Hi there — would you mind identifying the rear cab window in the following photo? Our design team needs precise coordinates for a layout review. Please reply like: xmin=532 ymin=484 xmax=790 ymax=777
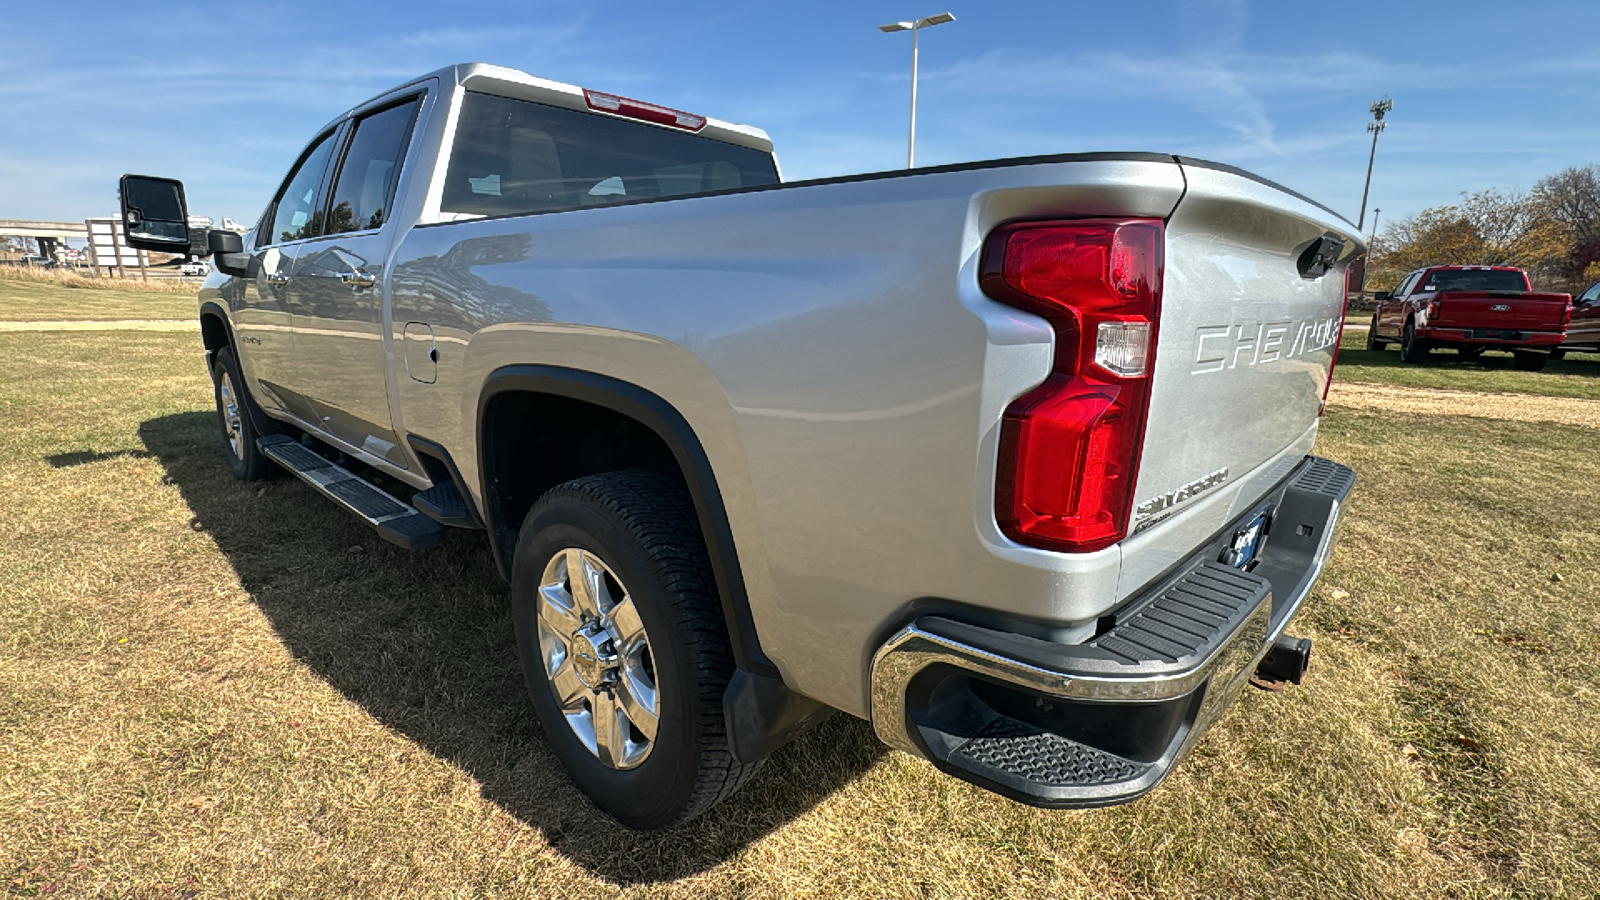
xmin=1420 ymin=269 xmax=1529 ymax=293
xmin=325 ymin=97 xmax=423 ymax=235
xmin=440 ymin=91 xmax=779 ymax=218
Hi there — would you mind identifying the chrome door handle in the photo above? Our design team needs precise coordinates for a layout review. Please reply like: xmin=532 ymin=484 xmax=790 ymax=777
xmin=339 ymin=271 xmax=376 ymax=289
xmin=264 ymin=271 xmax=290 ymax=286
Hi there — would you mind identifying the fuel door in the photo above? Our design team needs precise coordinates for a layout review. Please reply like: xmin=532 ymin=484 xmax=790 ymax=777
xmin=402 ymin=321 xmax=437 ymax=384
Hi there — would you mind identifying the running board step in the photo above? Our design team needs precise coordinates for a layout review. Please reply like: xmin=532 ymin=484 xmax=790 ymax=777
xmin=412 ymin=482 xmax=480 ymax=529
xmin=257 ymin=435 xmax=445 ymax=551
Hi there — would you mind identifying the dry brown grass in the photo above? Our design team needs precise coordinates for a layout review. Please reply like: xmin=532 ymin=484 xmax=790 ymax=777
xmin=0 ymin=264 xmax=200 ymax=294
xmin=0 ymin=271 xmax=198 ymax=323
xmin=1 ymin=302 xmax=1596 ymax=896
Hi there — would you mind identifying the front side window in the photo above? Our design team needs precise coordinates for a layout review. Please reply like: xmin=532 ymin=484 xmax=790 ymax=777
xmin=441 ymin=91 xmax=779 ymax=218
xmin=1580 ymin=282 xmax=1600 ymax=304
xmin=326 ymin=98 xmax=422 ymax=235
xmin=269 ymin=132 xmax=337 ymax=245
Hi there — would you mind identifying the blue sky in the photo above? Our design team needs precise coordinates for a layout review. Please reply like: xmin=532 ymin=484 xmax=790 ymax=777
xmin=3 ymin=0 xmax=1596 ymax=235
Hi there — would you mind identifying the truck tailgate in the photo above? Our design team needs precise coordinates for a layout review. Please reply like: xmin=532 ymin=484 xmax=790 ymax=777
xmin=1428 ymin=291 xmax=1571 ymax=331
xmin=1118 ymin=161 xmax=1360 ymax=592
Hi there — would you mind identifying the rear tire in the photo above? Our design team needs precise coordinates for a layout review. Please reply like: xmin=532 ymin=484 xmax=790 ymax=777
xmin=1550 ymin=348 xmax=1567 ymax=361
xmin=1400 ymin=319 xmax=1430 ymax=364
xmin=1513 ymin=350 xmax=1549 ymax=372
xmin=511 ymin=470 xmax=762 ymax=830
xmin=211 ymin=345 xmax=274 ymax=481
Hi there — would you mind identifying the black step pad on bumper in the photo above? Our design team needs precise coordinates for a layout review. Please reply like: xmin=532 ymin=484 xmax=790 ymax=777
xmin=901 ymin=562 xmax=1272 ymax=806
xmin=870 ymin=455 xmax=1356 ymax=808
xmin=951 ymin=718 xmax=1152 ymax=788
xmin=258 ymin=435 xmax=445 ymax=551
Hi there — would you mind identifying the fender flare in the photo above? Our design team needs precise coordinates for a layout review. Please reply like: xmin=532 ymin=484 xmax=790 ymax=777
xmin=477 ymin=364 xmax=777 ymax=677
xmin=199 ymin=302 xmax=281 ymax=439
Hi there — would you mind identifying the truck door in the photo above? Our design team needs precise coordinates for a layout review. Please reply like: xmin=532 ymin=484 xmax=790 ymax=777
xmin=231 ymin=129 xmax=338 ymax=421
xmin=1573 ymin=282 xmax=1600 ymax=346
xmin=285 ymin=95 xmax=423 ymax=468
xmin=1379 ymin=271 xmax=1419 ymax=335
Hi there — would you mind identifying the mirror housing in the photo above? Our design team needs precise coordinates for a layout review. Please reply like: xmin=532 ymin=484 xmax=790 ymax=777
xmin=207 ymin=229 xmax=243 ymax=254
xmin=119 ymin=175 xmax=191 ymax=253
xmin=1374 ymin=291 xmax=1391 ymax=303
xmin=207 ymin=229 xmax=253 ymax=279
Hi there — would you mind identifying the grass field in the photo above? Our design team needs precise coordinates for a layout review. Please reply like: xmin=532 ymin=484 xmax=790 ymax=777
xmin=3 ymin=285 xmax=1598 ymax=898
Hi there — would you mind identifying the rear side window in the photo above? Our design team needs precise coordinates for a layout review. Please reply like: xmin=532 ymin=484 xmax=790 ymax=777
xmin=441 ymin=91 xmax=779 ymax=217
xmin=1421 ymin=270 xmax=1528 ymax=293
xmin=268 ymin=131 xmax=337 ymax=245
xmin=326 ymin=97 xmax=422 ymax=235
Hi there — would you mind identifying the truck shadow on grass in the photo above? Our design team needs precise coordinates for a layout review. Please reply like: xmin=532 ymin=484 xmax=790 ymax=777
xmin=130 ymin=411 xmax=888 ymax=884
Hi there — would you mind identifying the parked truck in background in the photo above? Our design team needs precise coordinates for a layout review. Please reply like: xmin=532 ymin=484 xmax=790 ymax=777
xmin=118 ymin=63 xmax=1359 ymax=830
xmin=1365 ymin=265 xmax=1572 ymax=370
xmin=1554 ymin=279 xmax=1600 ymax=358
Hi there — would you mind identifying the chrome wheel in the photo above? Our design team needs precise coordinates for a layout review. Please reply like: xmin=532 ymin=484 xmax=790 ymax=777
xmin=536 ymin=547 xmax=658 ymax=769
xmin=217 ymin=369 xmax=243 ymax=459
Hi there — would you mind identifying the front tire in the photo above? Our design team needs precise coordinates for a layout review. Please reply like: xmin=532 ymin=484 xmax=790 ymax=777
xmin=1365 ymin=314 xmax=1387 ymax=350
xmin=1400 ymin=319 xmax=1430 ymax=364
xmin=211 ymin=345 xmax=273 ymax=481
xmin=1550 ymin=348 xmax=1567 ymax=361
xmin=511 ymin=471 xmax=762 ymax=830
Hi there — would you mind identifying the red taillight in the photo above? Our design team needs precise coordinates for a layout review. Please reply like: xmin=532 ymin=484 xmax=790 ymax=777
xmin=582 ymin=89 xmax=707 ymax=131
xmin=982 ymin=219 xmax=1163 ymax=553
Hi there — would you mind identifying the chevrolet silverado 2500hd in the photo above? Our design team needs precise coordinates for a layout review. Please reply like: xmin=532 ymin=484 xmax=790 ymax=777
xmin=1366 ymin=265 xmax=1572 ymax=370
xmin=119 ymin=63 xmax=1359 ymax=830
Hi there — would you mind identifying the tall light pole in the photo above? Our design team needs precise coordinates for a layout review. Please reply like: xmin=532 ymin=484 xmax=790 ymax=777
xmin=1357 ymin=97 xmax=1391 ymax=231
xmin=878 ymin=12 xmax=955 ymax=169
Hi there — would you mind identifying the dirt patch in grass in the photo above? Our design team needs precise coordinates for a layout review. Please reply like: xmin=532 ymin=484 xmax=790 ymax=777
xmin=2 ymin=330 xmax=1597 ymax=897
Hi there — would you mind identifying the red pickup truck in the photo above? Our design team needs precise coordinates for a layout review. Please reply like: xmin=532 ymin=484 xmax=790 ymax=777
xmin=1365 ymin=265 xmax=1572 ymax=370
xmin=1554 ymin=279 xmax=1600 ymax=359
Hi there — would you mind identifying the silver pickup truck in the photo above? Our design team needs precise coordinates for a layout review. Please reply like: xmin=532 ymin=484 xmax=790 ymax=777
xmin=120 ymin=62 xmax=1359 ymax=830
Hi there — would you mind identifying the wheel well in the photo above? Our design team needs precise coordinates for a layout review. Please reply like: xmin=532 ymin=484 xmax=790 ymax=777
xmin=477 ymin=368 xmax=777 ymax=676
xmin=483 ymin=391 xmax=685 ymax=552
xmin=200 ymin=310 xmax=230 ymax=362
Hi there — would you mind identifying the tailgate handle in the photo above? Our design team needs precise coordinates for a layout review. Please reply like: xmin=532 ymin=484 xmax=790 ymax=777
xmin=1297 ymin=233 xmax=1345 ymax=280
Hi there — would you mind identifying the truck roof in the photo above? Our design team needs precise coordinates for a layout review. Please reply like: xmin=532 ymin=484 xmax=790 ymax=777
xmin=322 ymin=63 xmax=774 ymax=156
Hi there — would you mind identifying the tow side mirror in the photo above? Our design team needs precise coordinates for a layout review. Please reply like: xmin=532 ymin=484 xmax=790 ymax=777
xmin=1374 ymin=291 xmax=1391 ymax=303
xmin=118 ymin=175 xmax=190 ymax=253
xmin=207 ymin=229 xmax=253 ymax=279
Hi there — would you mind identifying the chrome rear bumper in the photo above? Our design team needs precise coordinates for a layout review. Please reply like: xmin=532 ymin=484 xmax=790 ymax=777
xmin=867 ymin=456 xmax=1354 ymax=807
